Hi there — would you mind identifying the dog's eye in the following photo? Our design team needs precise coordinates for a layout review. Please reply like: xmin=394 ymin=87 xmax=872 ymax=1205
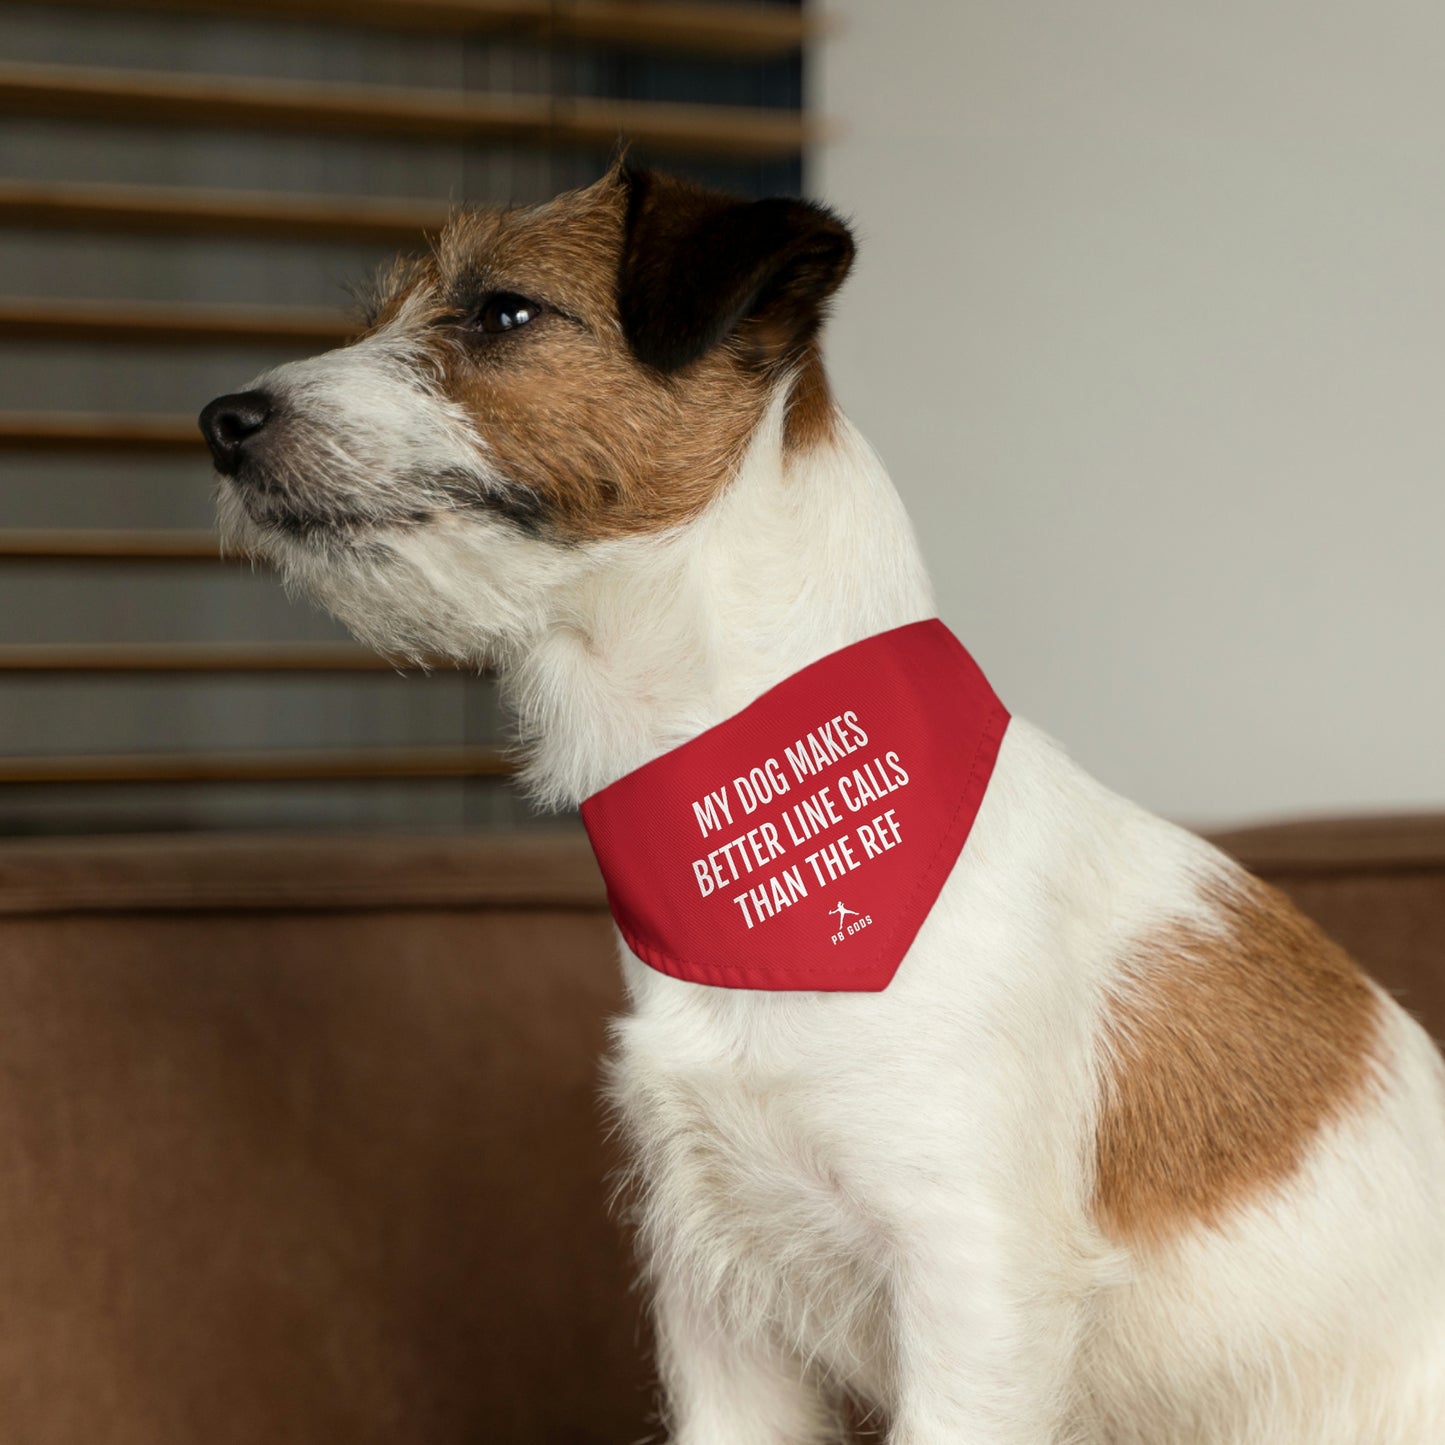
xmin=474 ymin=292 xmax=542 ymax=335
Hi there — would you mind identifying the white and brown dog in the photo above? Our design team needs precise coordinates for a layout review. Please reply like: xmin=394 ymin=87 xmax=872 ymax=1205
xmin=201 ymin=166 xmax=1445 ymax=1443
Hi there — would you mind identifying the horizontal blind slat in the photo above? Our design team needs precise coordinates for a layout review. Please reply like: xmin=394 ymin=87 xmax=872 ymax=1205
xmin=0 ymin=61 xmax=818 ymax=161
xmin=0 ymin=644 xmax=459 ymax=673
xmin=0 ymin=181 xmax=449 ymax=244
xmin=0 ymin=747 xmax=513 ymax=784
xmin=0 ymin=297 xmax=353 ymax=347
xmin=0 ymin=530 xmax=230 ymax=561
xmin=19 ymin=0 xmax=815 ymax=58
xmin=0 ymin=412 xmax=202 ymax=451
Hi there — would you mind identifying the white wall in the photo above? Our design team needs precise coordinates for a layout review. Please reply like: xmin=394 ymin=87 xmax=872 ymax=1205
xmin=813 ymin=1 xmax=1445 ymax=828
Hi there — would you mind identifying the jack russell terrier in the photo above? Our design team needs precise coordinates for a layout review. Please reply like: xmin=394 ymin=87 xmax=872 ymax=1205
xmin=200 ymin=164 xmax=1445 ymax=1444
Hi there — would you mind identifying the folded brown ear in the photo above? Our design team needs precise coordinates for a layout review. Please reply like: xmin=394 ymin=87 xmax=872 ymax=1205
xmin=618 ymin=167 xmax=855 ymax=376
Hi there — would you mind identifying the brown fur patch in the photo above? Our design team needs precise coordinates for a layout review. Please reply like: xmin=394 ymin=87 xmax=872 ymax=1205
xmin=362 ymin=170 xmax=847 ymax=541
xmin=383 ymin=178 xmax=767 ymax=540
xmin=783 ymin=342 xmax=840 ymax=453
xmin=1094 ymin=872 xmax=1382 ymax=1247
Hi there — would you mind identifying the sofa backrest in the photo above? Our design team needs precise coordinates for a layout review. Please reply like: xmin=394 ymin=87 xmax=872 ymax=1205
xmin=0 ymin=832 xmax=647 ymax=1445
xmin=0 ymin=819 xmax=1440 ymax=1443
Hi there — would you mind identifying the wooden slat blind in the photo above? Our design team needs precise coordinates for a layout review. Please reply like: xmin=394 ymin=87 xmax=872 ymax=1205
xmin=0 ymin=0 xmax=813 ymax=828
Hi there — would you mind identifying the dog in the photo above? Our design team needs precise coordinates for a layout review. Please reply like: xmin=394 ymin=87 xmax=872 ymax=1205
xmin=200 ymin=163 xmax=1445 ymax=1443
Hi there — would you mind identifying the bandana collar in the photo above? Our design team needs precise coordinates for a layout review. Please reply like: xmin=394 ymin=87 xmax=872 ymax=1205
xmin=579 ymin=620 xmax=1009 ymax=992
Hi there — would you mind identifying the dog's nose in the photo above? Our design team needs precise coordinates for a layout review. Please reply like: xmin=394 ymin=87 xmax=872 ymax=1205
xmin=199 ymin=390 xmax=273 ymax=475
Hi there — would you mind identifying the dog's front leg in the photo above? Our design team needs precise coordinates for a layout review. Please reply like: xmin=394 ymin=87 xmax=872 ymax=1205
xmin=884 ymin=1210 xmax=1086 ymax=1445
xmin=653 ymin=1273 xmax=841 ymax=1445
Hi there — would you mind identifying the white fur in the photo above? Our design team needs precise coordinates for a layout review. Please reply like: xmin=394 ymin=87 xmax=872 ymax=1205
xmin=221 ymin=356 xmax=1445 ymax=1442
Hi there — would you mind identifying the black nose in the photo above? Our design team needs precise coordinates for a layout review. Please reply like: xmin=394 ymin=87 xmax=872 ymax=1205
xmin=199 ymin=390 xmax=272 ymax=475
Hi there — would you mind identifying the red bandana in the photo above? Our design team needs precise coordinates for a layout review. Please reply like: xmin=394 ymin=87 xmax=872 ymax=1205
xmin=579 ymin=620 xmax=1009 ymax=992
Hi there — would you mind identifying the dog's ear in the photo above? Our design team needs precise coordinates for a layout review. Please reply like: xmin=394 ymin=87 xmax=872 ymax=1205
xmin=618 ymin=167 xmax=855 ymax=375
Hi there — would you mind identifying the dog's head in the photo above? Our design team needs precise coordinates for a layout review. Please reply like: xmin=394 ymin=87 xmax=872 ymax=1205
xmin=199 ymin=166 xmax=854 ymax=662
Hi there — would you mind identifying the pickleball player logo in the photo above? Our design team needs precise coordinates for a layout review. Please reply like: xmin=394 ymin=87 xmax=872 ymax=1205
xmin=830 ymin=902 xmax=859 ymax=931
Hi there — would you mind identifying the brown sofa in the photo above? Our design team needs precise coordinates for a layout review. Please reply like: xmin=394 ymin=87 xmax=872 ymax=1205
xmin=0 ymin=818 xmax=1440 ymax=1443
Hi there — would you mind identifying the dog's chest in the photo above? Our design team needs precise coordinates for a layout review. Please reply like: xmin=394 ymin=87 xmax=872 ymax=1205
xmin=611 ymin=1015 xmax=892 ymax=1388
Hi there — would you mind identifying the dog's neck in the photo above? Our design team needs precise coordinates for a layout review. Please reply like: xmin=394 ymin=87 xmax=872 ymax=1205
xmin=507 ymin=391 xmax=937 ymax=809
